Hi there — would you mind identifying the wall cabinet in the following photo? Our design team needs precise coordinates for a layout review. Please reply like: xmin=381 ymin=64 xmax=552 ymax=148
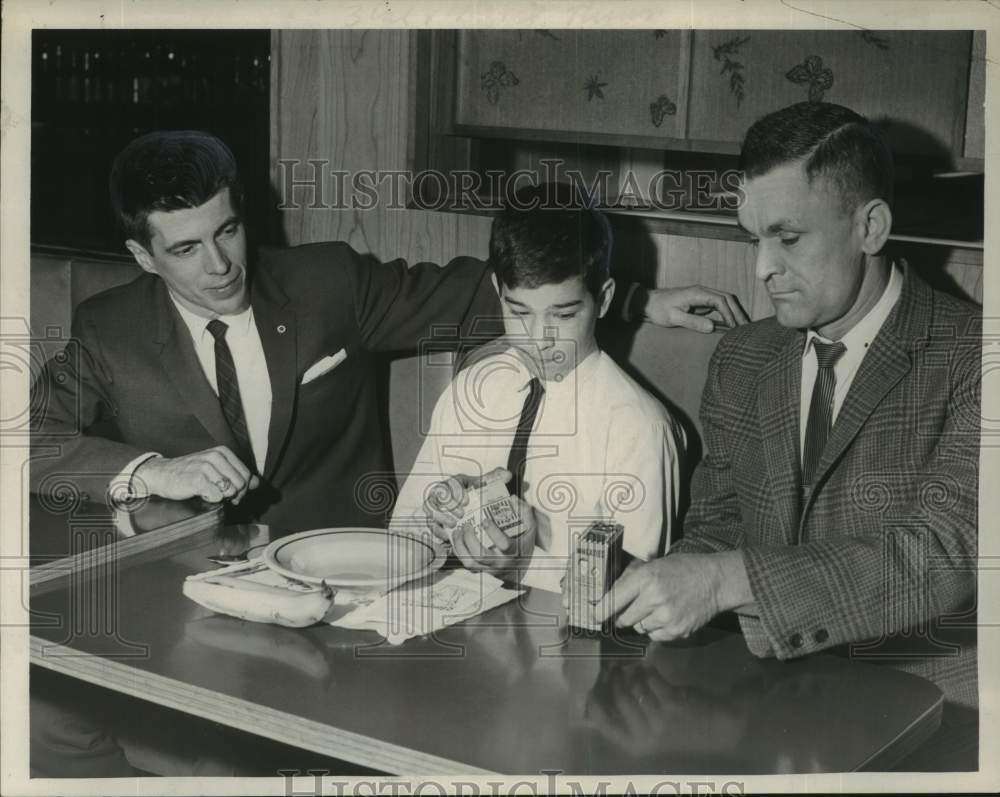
xmin=419 ymin=29 xmax=984 ymax=247
xmin=455 ymin=30 xmax=691 ymax=143
xmin=687 ymin=30 xmax=974 ymax=159
xmin=446 ymin=29 xmax=981 ymax=163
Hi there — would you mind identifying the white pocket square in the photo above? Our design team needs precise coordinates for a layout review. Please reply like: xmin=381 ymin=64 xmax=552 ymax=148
xmin=301 ymin=349 xmax=347 ymax=384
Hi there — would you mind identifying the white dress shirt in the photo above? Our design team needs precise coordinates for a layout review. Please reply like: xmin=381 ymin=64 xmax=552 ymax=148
xmin=391 ymin=347 xmax=685 ymax=592
xmin=799 ymin=262 xmax=903 ymax=457
xmin=113 ymin=297 xmax=273 ymax=500
xmin=171 ymin=299 xmax=272 ymax=473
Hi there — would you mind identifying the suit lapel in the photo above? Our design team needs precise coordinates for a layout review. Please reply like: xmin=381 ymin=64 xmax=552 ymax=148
xmin=757 ymin=329 xmax=804 ymax=546
xmin=152 ymin=282 xmax=241 ymax=453
xmin=251 ymin=265 xmax=297 ymax=479
xmin=802 ymin=263 xmax=930 ymax=521
xmin=806 ymin=335 xmax=911 ymax=495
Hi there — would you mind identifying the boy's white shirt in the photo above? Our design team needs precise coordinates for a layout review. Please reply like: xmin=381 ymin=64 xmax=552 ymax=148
xmin=390 ymin=346 xmax=685 ymax=592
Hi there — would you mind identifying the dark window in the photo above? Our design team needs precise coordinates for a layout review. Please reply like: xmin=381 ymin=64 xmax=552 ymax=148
xmin=32 ymin=30 xmax=272 ymax=254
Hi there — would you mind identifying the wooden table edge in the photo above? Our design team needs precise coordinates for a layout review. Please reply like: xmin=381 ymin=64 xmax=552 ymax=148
xmin=856 ymin=688 xmax=944 ymax=771
xmin=29 ymin=505 xmax=224 ymax=591
xmin=29 ymin=636 xmax=497 ymax=776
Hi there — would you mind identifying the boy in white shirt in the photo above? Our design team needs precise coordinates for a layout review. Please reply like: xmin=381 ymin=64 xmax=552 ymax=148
xmin=391 ymin=183 xmax=685 ymax=591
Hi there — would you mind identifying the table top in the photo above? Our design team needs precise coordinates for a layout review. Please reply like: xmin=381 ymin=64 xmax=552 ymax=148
xmin=29 ymin=497 xmax=943 ymax=775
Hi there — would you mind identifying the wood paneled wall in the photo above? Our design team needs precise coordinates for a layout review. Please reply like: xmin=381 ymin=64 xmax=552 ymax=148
xmin=270 ymin=29 xmax=982 ymax=314
xmin=270 ymin=29 xmax=493 ymax=270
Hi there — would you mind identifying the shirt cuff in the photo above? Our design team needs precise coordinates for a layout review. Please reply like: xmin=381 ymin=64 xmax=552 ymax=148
xmin=109 ymin=452 xmax=162 ymax=507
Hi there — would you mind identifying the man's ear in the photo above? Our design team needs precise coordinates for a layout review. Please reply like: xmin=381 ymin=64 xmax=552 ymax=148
xmin=125 ymin=240 xmax=157 ymax=274
xmin=857 ymin=199 xmax=893 ymax=256
xmin=597 ymin=278 xmax=616 ymax=319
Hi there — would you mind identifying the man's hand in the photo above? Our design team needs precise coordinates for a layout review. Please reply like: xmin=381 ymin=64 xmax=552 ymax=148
xmin=591 ymin=552 xmax=744 ymax=641
xmin=422 ymin=467 xmax=510 ymax=542
xmin=639 ymin=285 xmax=749 ymax=333
xmin=451 ymin=495 xmax=538 ymax=580
xmin=134 ymin=446 xmax=259 ymax=504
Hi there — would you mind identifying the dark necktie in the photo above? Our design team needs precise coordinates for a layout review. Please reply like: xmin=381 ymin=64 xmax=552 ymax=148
xmin=801 ymin=339 xmax=847 ymax=486
xmin=206 ymin=319 xmax=255 ymax=471
xmin=506 ymin=377 xmax=545 ymax=499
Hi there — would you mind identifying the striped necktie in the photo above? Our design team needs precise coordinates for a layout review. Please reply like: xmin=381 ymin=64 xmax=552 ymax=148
xmin=206 ymin=319 xmax=255 ymax=471
xmin=506 ymin=377 xmax=545 ymax=499
xmin=801 ymin=339 xmax=846 ymax=486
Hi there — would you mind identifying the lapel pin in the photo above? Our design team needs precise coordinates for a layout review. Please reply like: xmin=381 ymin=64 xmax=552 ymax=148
xmin=277 ymin=324 xmax=287 ymax=334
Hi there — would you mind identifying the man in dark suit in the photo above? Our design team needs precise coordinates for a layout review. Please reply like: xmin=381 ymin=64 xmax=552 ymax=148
xmin=29 ymin=132 xmax=502 ymax=533
xmin=594 ymin=102 xmax=980 ymax=769
xmin=29 ymin=130 xmax=747 ymax=776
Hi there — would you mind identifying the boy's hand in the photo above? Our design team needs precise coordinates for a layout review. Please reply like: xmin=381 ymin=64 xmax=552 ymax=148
xmin=422 ymin=467 xmax=511 ymax=542
xmin=451 ymin=495 xmax=537 ymax=580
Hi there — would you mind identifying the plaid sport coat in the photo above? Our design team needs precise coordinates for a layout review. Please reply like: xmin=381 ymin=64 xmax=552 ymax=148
xmin=673 ymin=264 xmax=981 ymax=705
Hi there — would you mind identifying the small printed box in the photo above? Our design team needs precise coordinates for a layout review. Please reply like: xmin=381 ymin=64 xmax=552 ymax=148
xmin=567 ymin=522 xmax=625 ymax=632
xmin=451 ymin=479 xmax=527 ymax=550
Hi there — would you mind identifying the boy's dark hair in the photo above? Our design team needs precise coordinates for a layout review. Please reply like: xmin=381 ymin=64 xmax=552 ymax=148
xmin=489 ymin=182 xmax=613 ymax=299
xmin=109 ymin=130 xmax=244 ymax=249
xmin=739 ymin=101 xmax=894 ymax=212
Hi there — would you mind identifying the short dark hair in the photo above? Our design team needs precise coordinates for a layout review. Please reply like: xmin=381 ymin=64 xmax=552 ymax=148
xmin=109 ymin=130 xmax=244 ymax=249
xmin=738 ymin=101 xmax=894 ymax=212
xmin=489 ymin=182 xmax=613 ymax=299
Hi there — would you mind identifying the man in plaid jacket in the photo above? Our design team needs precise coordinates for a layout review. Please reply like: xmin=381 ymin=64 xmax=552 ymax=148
xmin=595 ymin=102 xmax=980 ymax=769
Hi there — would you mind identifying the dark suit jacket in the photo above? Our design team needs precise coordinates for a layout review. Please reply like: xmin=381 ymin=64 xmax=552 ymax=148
xmin=672 ymin=265 xmax=981 ymax=706
xmin=30 ymin=242 xmax=501 ymax=533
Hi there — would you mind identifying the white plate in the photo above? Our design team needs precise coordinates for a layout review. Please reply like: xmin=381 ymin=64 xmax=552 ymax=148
xmin=262 ymin=527 xmax=447 ymax=589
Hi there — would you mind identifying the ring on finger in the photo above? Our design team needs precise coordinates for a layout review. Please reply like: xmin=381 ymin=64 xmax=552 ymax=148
xmin=216 ymin=477 xmax=232 ymax=491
